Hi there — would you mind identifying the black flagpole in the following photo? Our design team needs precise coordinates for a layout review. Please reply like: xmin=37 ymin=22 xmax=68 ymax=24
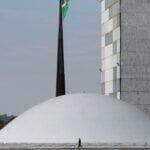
xmin=56 ymin=0 xmax=66 ymax=96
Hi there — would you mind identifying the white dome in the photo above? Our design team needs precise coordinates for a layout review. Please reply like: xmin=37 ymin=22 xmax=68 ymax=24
xmin=0 ymin=93 xmax=150 ymax=144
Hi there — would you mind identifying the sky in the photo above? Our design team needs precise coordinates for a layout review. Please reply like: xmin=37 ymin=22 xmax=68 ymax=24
xmin=0 ymin=0 xmax=100 ymax=115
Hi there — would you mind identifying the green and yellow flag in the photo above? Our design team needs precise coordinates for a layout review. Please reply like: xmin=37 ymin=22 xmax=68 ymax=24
xmin=61 ymin=0 xmax=69 ymax=20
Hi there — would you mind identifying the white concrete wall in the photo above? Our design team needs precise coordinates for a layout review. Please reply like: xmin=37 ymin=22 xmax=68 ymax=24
xmin=121 ymin=0 xmax=150 ymax=114
xmin=100 ymin=0 xmax=121 ymax=98
xmin=101 ymin=0 xmax=150 ymax=115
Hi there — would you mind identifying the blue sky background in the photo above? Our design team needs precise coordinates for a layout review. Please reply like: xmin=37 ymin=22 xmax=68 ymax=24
xmin=0 ymin=0 xmax=100 ymax=115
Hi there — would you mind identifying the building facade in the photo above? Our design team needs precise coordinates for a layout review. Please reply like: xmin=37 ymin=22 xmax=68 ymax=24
xmin=100 ymin=0 xmax=150 ymax=114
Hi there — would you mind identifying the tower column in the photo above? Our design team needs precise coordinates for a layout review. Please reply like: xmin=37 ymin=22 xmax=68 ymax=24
xmin=56 ymin=0 xmax=66 ymax=97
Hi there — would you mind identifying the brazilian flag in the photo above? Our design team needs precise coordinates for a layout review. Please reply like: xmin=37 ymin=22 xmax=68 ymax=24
xmin=61 ymin=0 xmax=69 ymax=20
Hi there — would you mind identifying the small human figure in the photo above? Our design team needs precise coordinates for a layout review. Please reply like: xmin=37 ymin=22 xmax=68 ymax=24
xmin=78 ymin=138 xmax=82 ymax=148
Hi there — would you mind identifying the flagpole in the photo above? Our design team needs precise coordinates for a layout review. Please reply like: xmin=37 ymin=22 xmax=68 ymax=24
xmin=56 ymin=0 xmax=66 ymax=96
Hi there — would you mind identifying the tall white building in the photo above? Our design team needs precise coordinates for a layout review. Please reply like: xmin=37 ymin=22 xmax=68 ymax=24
xmin=100 ymin=0 xmax=150 ymax=114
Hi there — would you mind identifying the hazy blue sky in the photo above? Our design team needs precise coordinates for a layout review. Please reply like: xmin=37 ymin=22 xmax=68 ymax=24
xmin=0 ymin=0 xmax=100 ymax=115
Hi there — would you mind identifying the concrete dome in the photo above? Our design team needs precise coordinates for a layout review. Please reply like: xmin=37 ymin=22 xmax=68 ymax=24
xmin=0 ymin=93 xmax=150 ymax=144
